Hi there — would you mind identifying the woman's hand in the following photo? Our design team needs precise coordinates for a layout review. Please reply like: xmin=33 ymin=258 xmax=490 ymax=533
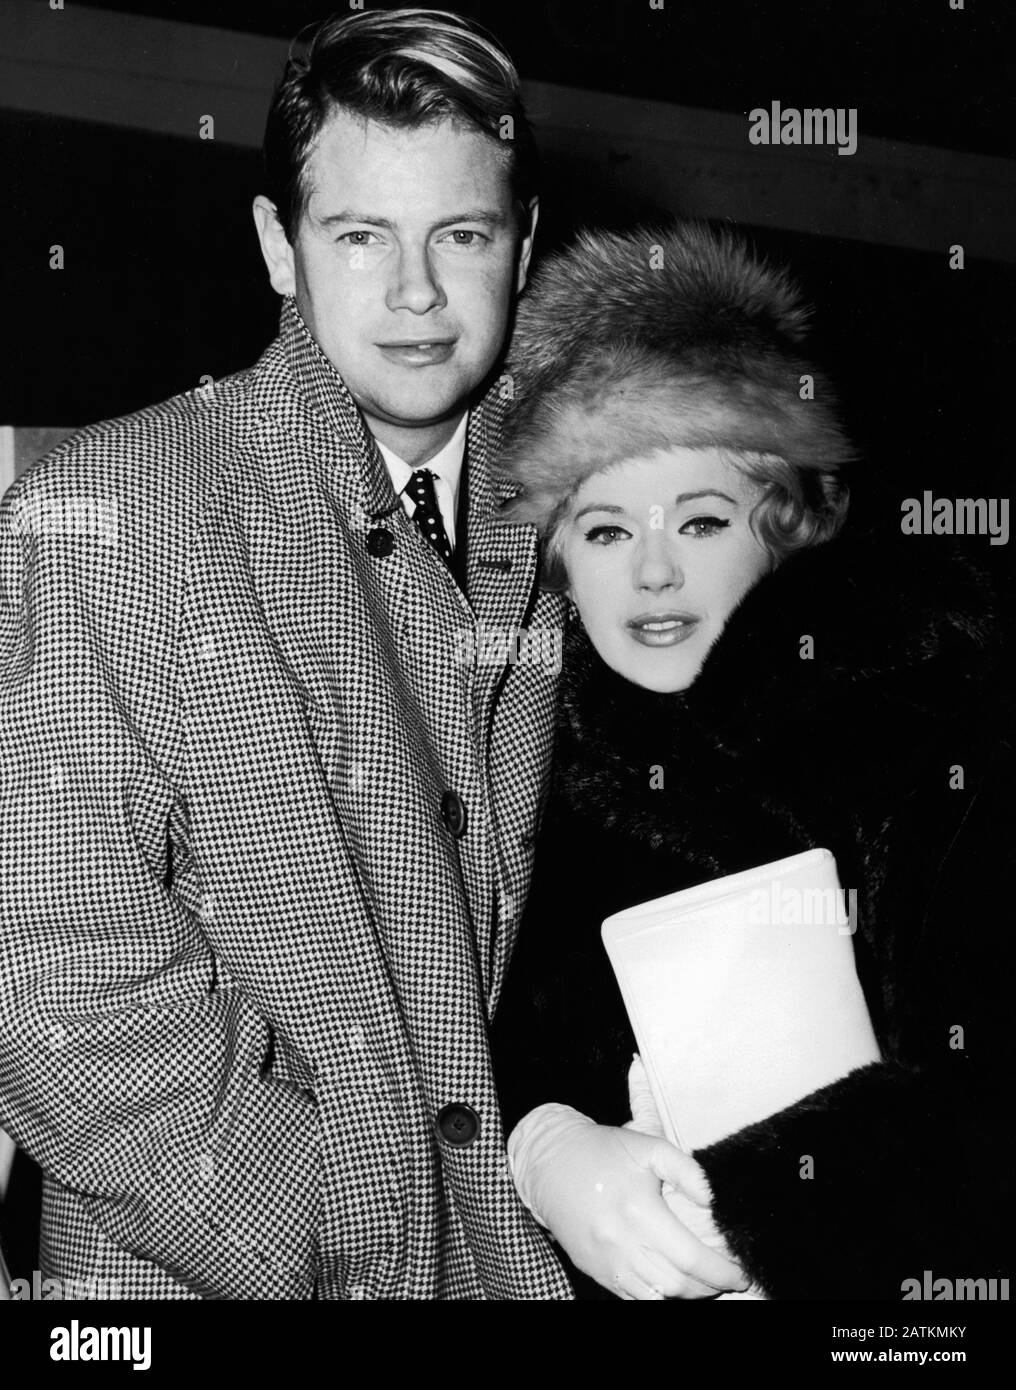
xmin=508 ymin=1104 xmax=750 ymax=1300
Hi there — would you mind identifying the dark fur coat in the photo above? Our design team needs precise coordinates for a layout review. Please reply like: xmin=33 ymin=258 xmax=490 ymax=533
xmin=491 ymin=529 xmax=1013 ymax=1300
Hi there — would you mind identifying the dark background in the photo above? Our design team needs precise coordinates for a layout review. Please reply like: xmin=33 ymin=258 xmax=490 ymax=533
xmin=3 ymin=1 xmax=1014 ymax=527
xmin=2 ymin=0 xmax=1014 ymax=1281
xmin=52 ymin=0 xmax=1016 ymax=154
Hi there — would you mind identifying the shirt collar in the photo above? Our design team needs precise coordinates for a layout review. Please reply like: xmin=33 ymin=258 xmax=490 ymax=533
xmin=374 ymin=413 xmax=468 ymax=495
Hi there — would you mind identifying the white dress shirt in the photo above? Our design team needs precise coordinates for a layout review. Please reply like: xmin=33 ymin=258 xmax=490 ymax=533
xmin=376 ymin=413 xmax=467 ymax=552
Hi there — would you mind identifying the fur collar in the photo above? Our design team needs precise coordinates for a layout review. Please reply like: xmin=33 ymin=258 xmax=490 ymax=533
xmin=555 ymin=530 xmax=1002 ymax=868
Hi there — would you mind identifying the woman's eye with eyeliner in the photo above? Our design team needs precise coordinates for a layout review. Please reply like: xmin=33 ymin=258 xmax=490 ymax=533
xmin=680 ymin=515 xmax=731 ymax=538
xmin=584 ymin=525 xmax=630 ymax=546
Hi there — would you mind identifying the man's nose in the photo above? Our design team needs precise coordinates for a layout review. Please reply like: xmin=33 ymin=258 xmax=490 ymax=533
xmin=386 ymin=246 xmax=447 ymax=315
xmin=634 ymin=534 xmax=684 ymax=591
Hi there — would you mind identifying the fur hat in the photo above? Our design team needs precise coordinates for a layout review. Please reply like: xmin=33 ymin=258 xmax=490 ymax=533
xmin=498 ymin=222 xmax=854 ymax=529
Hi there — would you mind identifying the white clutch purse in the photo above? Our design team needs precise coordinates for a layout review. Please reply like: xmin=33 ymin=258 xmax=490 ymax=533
xmin=602 ymin=848 xmax=880 ymax=1153
xmin=602 ymin=848 xmax=881 ymax=1299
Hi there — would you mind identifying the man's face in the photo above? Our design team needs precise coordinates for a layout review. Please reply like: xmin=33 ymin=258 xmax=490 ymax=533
xmin=263 ymin=108 xmax=534 ymax=443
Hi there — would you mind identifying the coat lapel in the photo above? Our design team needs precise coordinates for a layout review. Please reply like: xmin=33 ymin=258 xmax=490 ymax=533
xmin=277 ymin=295 xmax=400 ymax=525
xmin=462 ymin=391 xmax=542 ymax=648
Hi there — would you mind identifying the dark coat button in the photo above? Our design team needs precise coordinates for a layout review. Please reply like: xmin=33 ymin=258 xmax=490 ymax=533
xmin=366 ymin=527 xmax=394 ymax=558
xmin=437 ymin=1103 xmax=480 ymax=1147
xmin=441 ymin=790 xmax=466 ymax=837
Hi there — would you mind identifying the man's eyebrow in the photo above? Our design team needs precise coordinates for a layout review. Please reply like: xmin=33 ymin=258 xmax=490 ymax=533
xmin=316 ymin=208 xmax=508 ymax=230
xmin=317 ymin=211 xmax=394 ymax=229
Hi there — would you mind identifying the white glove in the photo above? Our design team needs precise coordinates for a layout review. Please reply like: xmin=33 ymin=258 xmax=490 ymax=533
xmin=508 ymin=1102 xmax=750 ymax=1300
xmin=626 ymin=1055 xmax=765 ymax=1301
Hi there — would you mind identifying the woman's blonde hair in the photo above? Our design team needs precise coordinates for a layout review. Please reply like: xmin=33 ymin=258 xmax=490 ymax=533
xmin=537 ymin=445 xmax=849 ymax=592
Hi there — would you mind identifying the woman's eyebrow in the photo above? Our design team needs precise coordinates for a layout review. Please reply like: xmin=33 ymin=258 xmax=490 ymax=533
xmin=674 ymin=490 xmax=739 ymax=505
xmin=573 ymin=491 xmax=739 ymax=522
xmin=573 ymin=503 xmax=626 ymax=521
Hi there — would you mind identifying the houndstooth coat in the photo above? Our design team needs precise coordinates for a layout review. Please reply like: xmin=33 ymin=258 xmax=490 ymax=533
xmin=0 ymin=297 xmax=573 ymax=1301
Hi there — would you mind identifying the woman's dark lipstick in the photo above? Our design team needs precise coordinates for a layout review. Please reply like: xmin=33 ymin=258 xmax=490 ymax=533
xmin=627 ymin=612 xmax=700 ymax=647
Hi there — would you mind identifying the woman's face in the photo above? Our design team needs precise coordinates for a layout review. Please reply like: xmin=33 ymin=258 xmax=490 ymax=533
xmin=559 ymin=447 xmax=772 ymax=692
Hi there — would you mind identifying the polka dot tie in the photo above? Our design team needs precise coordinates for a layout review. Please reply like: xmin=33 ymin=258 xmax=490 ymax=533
xmin=406 ymin=468 xmax=453 ymax=565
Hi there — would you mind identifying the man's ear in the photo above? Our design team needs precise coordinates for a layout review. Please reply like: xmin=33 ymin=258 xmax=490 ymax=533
xmin=515 ymin=197 xmax=539 ymax=295
xmin=253 ymin=195 xmax=296 ymax=297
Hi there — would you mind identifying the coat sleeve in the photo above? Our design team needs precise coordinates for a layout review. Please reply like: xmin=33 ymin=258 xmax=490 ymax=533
xmin=0 ymin=472 xmax=320 ymax=1300
xmin=695 ymin=742 xmax=1014 ymax=1301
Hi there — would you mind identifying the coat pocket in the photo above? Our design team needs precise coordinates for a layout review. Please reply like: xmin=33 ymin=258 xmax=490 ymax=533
xmin=313 ymin=1050 xmax=416 ymax=1292
xmin=261 ymin=1025 xmax=318 ymax=1103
